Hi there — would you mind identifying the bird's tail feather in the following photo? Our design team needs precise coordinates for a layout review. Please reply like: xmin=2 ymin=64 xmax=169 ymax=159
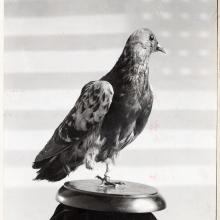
xmin=33 ymin=154 xmax=83 ymax=182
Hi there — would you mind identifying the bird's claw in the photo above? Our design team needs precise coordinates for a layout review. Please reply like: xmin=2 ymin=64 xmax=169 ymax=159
xmin=96 ymin=175 xmax=125 ymax=187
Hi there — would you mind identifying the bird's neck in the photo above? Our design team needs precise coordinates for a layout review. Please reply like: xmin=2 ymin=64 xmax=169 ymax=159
xmin=110 ymin=45 xmax=150 ymax=92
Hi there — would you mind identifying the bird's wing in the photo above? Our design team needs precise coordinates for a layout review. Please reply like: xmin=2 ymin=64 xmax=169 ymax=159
xmin=34 ymin=80 xmax=114 ymax=162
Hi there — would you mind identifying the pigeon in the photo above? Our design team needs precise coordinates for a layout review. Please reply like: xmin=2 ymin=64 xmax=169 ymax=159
xmin=32 ymin=28 xmax=165 ymax=185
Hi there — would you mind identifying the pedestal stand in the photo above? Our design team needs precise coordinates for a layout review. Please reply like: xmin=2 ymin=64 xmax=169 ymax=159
xmin=50 ymin=179 xmax=166 ymax=220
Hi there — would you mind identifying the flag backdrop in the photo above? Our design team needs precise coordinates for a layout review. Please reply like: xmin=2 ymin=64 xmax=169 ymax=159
xmin=4 ymin=0 xmax=217 ymax=220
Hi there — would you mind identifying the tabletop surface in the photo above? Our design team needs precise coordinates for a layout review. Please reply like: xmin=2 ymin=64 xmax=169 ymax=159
xmin=64 ymin=179 xmax=158 ymax=198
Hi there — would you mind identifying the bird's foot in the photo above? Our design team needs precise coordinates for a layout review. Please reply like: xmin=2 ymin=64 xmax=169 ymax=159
xmin=96 ymin=175 xmax=125 ymax=187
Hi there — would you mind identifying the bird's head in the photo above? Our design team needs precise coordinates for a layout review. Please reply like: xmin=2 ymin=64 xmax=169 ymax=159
xmin=125 ymin=28 xmax=165 ymax=61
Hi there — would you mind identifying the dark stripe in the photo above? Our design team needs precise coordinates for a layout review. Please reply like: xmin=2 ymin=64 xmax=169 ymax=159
xmin=4 ymin=110 xmax=216 ymax=130
xmin=5 ymin=34 xmax=127 ymax=51
xmin=5 ymin=0 xmax=126 ymax=17
xmin=5 ymin=0 xmax=215 ymax=17
xmin=5 ymin=34 xmax=215 ymax=51
xmin=4 ymin=73 xmax=216 ymax=91
xmin=4 ymin=149 xmax=215 ymax=167
xmin=117 ymin=148 xmax=216 ymax=166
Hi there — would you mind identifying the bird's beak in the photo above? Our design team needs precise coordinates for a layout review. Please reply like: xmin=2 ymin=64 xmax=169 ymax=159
xmin=156 ymin=44 xmax=166 ymax=54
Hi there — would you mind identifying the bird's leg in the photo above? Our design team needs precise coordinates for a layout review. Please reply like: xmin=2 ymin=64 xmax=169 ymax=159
xmin=103 ymin=162 xmax=110 ymax=181
xmin=96 ymin=161 xmax=125 ymax=187
xmin=84 ymin=147 xmax=99 ymax=170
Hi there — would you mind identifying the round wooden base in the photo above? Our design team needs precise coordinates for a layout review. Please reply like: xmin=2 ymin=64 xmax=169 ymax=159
xmin=56 ymin=179 xmax=166 ymax=213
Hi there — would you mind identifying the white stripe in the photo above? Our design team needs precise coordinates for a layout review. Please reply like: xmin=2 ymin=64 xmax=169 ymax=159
xmin=4 ymin=165 xmax=216 ymax=188
xmin=5 ymin=50 xmax=216 ymax=74
xmin=4 ymin=130 xmax=216 ymax=151
xmin=5 ymin=15 xmax=128 ymax=36
xmin=5 ymin=50 xmax=121 ymax=73
xmin=4 ymin=90 xmax=217 ymax=111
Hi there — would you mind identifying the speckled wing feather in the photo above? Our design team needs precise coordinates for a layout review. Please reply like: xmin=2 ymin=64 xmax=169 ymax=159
xmin=33 ymin=80 xmax=114 ymax=163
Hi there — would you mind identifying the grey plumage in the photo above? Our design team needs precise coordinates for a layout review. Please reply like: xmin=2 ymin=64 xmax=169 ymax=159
xmin=32 ymin=28 xmax=165 ymax=182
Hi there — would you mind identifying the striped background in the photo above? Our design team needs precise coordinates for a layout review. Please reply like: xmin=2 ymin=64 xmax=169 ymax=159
xmin=4 ymin=0 xmax=217 ymax=220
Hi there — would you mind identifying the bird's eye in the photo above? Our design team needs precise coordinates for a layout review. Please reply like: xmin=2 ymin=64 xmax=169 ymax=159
xmin=149 ymin=34 xmax=154 ymax=41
